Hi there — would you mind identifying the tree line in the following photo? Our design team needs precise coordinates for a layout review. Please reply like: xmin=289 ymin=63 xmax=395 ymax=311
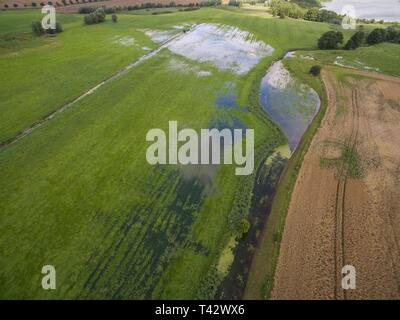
xmin=318 ymin=26 xmax=400 ymax=50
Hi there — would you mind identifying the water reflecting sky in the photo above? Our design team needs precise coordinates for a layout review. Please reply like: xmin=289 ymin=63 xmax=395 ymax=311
xmin=323 ymin=0 xmax=400 ymax=22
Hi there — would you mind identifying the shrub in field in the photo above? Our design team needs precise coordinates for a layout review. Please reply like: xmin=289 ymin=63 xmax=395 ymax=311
xmin=112 ymin=14 xmax=117 ymax=23
xmin=4 ymin=4 xmax=9 ymax=7
xmin=40 ymin=2 xmax=45 ymax=6
xmin=270 ymin=0 xmax=305 ymax=19
xmin=32 ymin=2 xmax=37 ymax=6
xmin=304 ymin=8 xmax=341 ymax=24
xmin=13 ymin=3 xmax=18 ymax=7
xmin=318 ymin=31 xmax=343 ymax=49
xmin=367 ymin=28 xmax=387 ymax=45
xmin=84 ymin=14 xmax=95 ymax=25
xmin=385 ymin=27 xmax=400 ymax=44
xmin=344 ymin=31 xmax=365 ymax=50
xmin=239 ymin=218 xmax=250 ymax=237
xmin=309 ymin=65 xmax=321 ymax=76
xmin=31 ymin=21 xmax=45 ymax=36
xmin=84 ymin=8 xmax=106 ymax=25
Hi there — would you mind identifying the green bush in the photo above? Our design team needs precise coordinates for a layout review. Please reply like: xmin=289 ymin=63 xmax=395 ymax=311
xmin=270 ymin=0 xmax=305 ymax=19
xmin=31 ymin=21 xmax=45 ymax=36
xmin=239 ymin=218 xmax=250 ymax=237
xmin=344 ymin=31 xmax=365 ymax=50
xmin=309 ymin=65 xmax=321 ymax=76
xmin=111 ymin=14 xmax=117 ymax=23
xmin=318 ymin=31 xmax=343 ymax=49
xmin=367 ymin=28 xmax=387 ymax=45
xmin=84 ymin=8 xmax=106 ymax=25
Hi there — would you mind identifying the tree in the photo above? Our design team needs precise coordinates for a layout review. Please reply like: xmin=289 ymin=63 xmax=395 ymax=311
xmin=344 ymin=31 xmax=365 ymax=50
xmin=318 ymin=31 xmax=343 ymax=50
xmin=304 ymin=8 xmax=319 ymax=21
xmin=366 ymin=28 xmax=387 ymax=45
xmin=309 ymin=65 xmax=321 ymax=76
xmin=386 ymin=27 xmax=400 ymax=43
xmin=112 ymin=14 xmax=118 ymax=23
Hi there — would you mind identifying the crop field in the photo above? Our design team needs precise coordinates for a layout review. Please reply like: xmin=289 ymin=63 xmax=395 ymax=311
xmin=0 ymin=7 xmax=334 ymax=299
xmin=272 ymin=66 xmax=400 ymax=299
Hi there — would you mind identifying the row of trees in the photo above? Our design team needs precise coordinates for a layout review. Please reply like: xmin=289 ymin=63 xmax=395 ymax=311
xmin=318 ymin=27 xmax=400 ymax=50
xmin=269 ymin=0 xmax=342 ymax=23
xmin=78 ymin=1 xmax=219 ymax=14
xmin=83 ymin=7 xmax=118 ymax=24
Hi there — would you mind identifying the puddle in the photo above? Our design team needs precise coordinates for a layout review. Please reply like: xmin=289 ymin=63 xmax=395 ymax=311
xmin=168 ymin=57 xmax=212 ymax=77
xmin=144 ymin=29 xmax=180 ymax=43
xmin=197 ymin=70 xmax=212 ymax=77
xmin=112 ymin=36 xmax=135 ymax=46
xmin=166 ymin=23 xmax=274 ymax=75
xmin=215 ymin=82 xmax=249 ymax=111
xmin=260 ymin=61 xmax=320 ymax=151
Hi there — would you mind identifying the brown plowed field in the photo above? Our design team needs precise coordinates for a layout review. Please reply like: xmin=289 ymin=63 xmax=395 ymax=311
xmin=272 ymin=67 xmax=400 ymax=300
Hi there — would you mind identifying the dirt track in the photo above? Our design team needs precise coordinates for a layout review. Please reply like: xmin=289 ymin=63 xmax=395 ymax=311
xmin=272 ymin=67 xmax=400 ymax=299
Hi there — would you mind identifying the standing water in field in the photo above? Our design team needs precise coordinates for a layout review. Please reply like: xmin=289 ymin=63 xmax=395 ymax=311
xmin=260 ymin=61 xmax=320 ymax=151
xmin=166 ymin=23 xmax=274 ymax=75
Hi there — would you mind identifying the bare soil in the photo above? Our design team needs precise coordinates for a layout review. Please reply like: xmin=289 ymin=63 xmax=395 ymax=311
xmin=272 ymin=67 xmax=400 ymax=300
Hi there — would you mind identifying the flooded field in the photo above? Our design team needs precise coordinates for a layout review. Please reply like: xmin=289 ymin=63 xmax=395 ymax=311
xmin=260 ymin=60 xmax=320 ymax=150
xmin=166 ymin=23 xmax=274 ymax=75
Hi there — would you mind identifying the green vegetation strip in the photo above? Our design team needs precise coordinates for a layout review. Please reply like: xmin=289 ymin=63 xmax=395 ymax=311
xmin=244 ymin=57 xmax=328 ymax=299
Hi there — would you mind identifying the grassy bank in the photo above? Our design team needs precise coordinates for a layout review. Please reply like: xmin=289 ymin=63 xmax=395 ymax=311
xmin=301 ymin=43 xmax=400 ymax=77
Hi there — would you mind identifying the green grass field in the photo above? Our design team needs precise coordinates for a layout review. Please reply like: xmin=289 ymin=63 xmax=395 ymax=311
xmin=299 ymin=43 xmax=400 ymax=77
